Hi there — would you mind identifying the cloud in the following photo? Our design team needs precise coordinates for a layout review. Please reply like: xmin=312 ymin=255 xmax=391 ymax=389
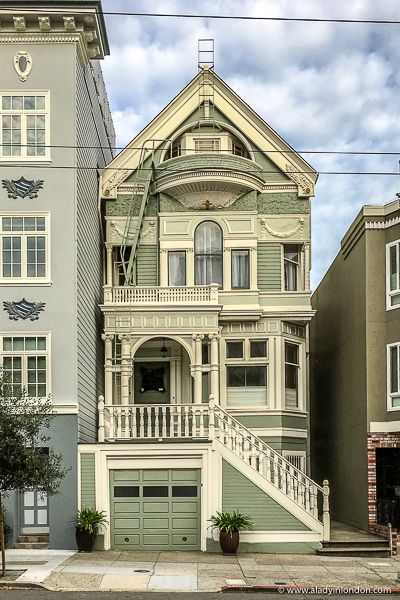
xmin=101 ymin=0 xmax=400 ymax=286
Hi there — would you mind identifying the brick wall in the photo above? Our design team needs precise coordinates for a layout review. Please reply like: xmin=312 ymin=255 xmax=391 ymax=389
xmin=367 ymin=432 xmax=400 ymax=555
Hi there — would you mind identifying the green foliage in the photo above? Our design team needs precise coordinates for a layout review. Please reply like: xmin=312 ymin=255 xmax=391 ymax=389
xmin=0 ymin=371 xmax=68 ymax=496
xmin=75 ymin=507 xmax=108 ymax=534
xmin=209 ymin=510 xmax=254 ymax=534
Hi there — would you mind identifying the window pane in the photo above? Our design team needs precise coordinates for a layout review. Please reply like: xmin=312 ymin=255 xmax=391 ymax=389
xmin=226 ymin=341 xmax=243 ymax=358
xmin=143 ymin=486 xmax=168 ymax=497
xmin=227 ymin=366 xmax=245 ymax=387
xmin=13 ymin=338 xmax=24 ymax=351
xmin=195 ymin=254 xmax=222 ymax=286
xmin=36 ymin=96 xmax=45 ymax=110
xmin=195 ymin=221 xmax=222 ymax=254
xmin=391 ymin=347 xmax=399 ymax=394
xmin=11 ymin=96 xmax=23 ymax=110
xmin=284 ymin=245 xmax=300 ymax=291
xmin=24 ymin=96 xmax=35 ymax=110
xmin=2 ymin=96 xmax=11 ymax=110
xmin=25 ymin=338 xmax=37 ymax=350
xmin=37 ymin=337 xmax=46 ymax=350
xmin=285 ymin=343 xmax=299 ymax=365
xmin=250 ymin=340 xmax=267 ymax=358
xmin=114 ymin=486 xmax=139 ymax=498
xmin=202 ymin=342 xmax=209 ymax=365
xmin=171 ymin=486 xmax=197 ymax=497
xmin=168 ymin=251 xmax=186 ymax=286
xmin=390 ymin=245 xmax=398 ymax=291
xmin=231 ymin=250 xmax=249 ymax=289
xmin=246 ymin=366 xmax=267 ymax=387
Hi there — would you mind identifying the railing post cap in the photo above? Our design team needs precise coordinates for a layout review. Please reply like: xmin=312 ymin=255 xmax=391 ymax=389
xmin=323 ymin=479 xmax=329 ymax=486
xmin=208 ymin=394 xmax=215 ymax=407
xmin=98 ymin=395 xmax=105 ymax=406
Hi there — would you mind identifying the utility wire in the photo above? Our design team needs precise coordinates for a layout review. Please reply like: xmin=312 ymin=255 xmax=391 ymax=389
xmin=5 ymin=8 xmax=400 ymax=25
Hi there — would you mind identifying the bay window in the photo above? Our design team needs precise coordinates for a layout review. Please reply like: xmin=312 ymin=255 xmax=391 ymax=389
xmin=285 ymin=342 xmax=300 ymax=409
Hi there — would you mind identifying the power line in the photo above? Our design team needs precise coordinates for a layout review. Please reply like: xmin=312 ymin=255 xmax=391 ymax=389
xmin=5 ymin=8 xmax=400 ymax=25
xmin=1 ymin=163 xmax=400 ymax=176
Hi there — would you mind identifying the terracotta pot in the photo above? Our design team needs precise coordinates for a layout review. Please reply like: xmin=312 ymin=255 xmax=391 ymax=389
xmin=219 ymin=530 xmax=240 ymax=554
xmin=75 ymin=526 xmax=97 ymax=552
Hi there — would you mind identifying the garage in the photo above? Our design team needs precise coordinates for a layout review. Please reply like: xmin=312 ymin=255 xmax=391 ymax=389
xmin=110 ymin=468 xmax=201 ymax=550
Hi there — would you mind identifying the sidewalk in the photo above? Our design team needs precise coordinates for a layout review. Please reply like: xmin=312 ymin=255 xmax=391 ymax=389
xmin=4 ymin=549 xmax=399 ymax=592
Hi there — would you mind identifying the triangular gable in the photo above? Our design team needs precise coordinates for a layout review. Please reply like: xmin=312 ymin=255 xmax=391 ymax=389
xmin=101 ymin=68 xmax=318 ymax=199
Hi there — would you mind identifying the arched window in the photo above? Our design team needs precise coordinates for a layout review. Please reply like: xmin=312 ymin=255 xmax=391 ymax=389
xmin=195 ymin=221 xmax=223 ymax=287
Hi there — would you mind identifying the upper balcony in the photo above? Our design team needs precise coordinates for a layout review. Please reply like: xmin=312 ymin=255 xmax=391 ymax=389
xmin=103 ymin=283 xmax=219 ymax=306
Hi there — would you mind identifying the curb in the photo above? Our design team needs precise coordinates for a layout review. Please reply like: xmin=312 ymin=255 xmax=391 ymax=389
xmin=0 ymin=581 xmax=48 ymax=590
xmin=221 ymin=585 xmax=400 ymax=594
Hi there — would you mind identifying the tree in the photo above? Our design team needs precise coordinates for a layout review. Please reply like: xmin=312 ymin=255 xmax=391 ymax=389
xmin=0 ymin=373 xmax=68 ymax=577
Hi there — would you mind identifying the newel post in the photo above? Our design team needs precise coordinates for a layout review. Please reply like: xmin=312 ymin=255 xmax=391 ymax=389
xmin=210 ymin=283 xmax=219 ymax=303
xmin=208 ymin=394 xmax=215 ymax=441
xmin=98 ymin=395 xmax=105 ymax=442
xmin=322 ymin=479 xmax=331 ymax=542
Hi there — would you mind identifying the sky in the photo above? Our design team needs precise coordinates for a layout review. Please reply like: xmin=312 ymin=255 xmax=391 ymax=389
xmin=100 ymin=0 xmax=400 ymax=289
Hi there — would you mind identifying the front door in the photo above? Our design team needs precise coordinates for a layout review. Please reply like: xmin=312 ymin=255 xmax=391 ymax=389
xmin=134 ymin=361 xmax=170 ymax=404
xmin=376 ymin=448 xmax=400 ymax=529
xmin=21 ymin=490 xmax=49 ymax=534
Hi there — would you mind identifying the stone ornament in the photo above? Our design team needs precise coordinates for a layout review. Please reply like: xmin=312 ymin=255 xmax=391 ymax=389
xmin=259 ymin=217 xmax=305 ymax=239
xmin=2 ymin=177 xmax=44 ymax=199
xmin=14 ymin=50 xmax=32 ymax=81
xmin=3 ymin=298 xmax=46 ymax=321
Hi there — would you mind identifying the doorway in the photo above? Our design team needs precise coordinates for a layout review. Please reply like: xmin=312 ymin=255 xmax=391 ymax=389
xmin=376 ymin=448 xmax=400 ymax=529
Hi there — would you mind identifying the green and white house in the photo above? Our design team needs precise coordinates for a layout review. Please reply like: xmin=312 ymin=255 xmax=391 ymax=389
xmin=79 ymin=68 xmax=330 ymax=552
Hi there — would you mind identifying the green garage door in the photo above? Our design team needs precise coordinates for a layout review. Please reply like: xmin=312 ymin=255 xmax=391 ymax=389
xmin=110 ymin=468 xmax=200 ymax=550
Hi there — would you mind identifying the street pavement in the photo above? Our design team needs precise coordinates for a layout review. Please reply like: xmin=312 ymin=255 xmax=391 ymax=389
xmin=2 ymin=548 xmax=400 ymax=592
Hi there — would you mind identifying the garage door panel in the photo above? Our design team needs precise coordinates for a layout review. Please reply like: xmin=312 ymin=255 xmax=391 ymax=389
xmin=143 ymin=534 xmax=170 ymax=545
xmin=143 ymin=502 xmax=169 ymax=513
xmin=114 ymin=518 xmax=140 ymax=529
xmin=172 ymin=533 xmax=198 ymax=546
xmin=172 ymin=517 xmax=198 ymax=529
xmin=114 ymin=534 xmax=140 ymax=545
xmin=143 ymin=470 xmax=169 ymax=481
xmin=114 ymin=502 xmax=140 ymax=513
xmin=143 ymin=517 xmax=169 ymax=529
xmin=113 ymin=470 xmax=139 ymax=482
xmin=172 ymin=470 xmax=198 ymax=482
xmin=171 ymin=501 xmax=198 ymax=513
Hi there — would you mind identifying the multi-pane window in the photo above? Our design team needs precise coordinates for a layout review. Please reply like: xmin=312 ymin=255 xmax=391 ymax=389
xmin=231 ymin=249 xmax=249 ymax=289
xmin=386 ymin=241 xmax=400 ymax=309
xmin=1 ymin=335 xmax=48 ymax=397
xmin=226 ymin=338 xmax=268 ymax=407
xmin=195 ymin=221 xmax=223 ymax=287
xmin=1 ymin=94 xmax=49 ymax=159
xmin=0 ymin=215 xmax=48 ymax=281
xmin=388 ymin=343 xmax=400 ymax=409
xmin=194 ymin=138 xmax=220 ymax=153
xmin=284 ymin=244 xmax=301 ymax=291
xmin=285 ymin=342 xmax=300 ymax=408
xmin=168 ymin=251 xmax=186 ymax=286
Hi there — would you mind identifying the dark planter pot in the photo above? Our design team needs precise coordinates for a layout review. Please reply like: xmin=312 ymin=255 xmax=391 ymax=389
xmin=75 ymin=526 xmax=97 ymax=552
xmin=219 ymin=530 xmax=240 ymax=554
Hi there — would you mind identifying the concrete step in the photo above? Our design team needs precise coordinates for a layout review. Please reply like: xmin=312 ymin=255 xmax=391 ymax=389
xmin=322 ymin=540 xmax=389 ymax=549
xmin=13 ymin=542 xmax=49 ymax=549
xmin=16 ymin=535 xmax=49 ymax=543
xmin=318 ymin=546 xmax=390 ymax=558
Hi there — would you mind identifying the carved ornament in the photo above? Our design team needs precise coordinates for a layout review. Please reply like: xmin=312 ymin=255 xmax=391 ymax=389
xmin=14 ymin=50 xmax=32 ymax=81
xmin=2 ymin=177 xmax=44 ymax=199
xmin=3 ymin=298 xmax=45 ymax=321
xmin=285 ymin=163 xmax=313 ymax=196
xmin=259 ymin=217 xmax=305 ymax=239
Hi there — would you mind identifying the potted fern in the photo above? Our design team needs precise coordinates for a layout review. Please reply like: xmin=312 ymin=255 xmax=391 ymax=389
xmin=209 ymin=510 xmax=253 ymax=554
xmin=75 ymin=507 xmax=108 ymax=552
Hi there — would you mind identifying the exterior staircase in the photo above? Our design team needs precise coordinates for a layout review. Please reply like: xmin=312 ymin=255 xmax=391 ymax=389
xmin=317 ymin=522 xmax=390 ymax=557
xmin=14 ymin=534 xmax=49 ymax=549
xmin=99 ymin=395 xmax=331 ymax=540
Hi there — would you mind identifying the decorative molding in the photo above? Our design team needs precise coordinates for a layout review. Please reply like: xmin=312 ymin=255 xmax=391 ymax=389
xmin=140 ymin=220 xmax=156 ymax=244
xmin=285 ymin=163 xmax=313 ymax=196
xmin=63 ymin=16 xmax=76 ymax=32
xmin=13 ymin=16 xmax=26 ymax=31
xmin=14 ymin=50 xmax=32 ymax=82
xmin=259 ymin=217 xmax=304 ymax=239
xmin=0 ymin=34 xmax=95 ymax=64
xmin=3 ymin=298 xmax=45 ymax=321
xmin=2 ymin=177 xmax=44 ymax=199
xmin=366 ymin=216 xmax=400 ymax=230
xmin=38 ymin=16 xmax=51 ymax=32
xmin=101 ymin=333 xmax=115 ymax=342
xmin=103 ymin=169 xmax=130 ymax=196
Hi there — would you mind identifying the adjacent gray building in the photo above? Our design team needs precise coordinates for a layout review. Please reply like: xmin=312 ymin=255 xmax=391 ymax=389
xmin=0 ymin=0 xmax=114 ymax=548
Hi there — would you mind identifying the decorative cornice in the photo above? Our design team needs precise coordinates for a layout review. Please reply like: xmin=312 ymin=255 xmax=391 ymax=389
xmin=365 ymin=216 xmax=400 ymax=230
xmin=3 ymin=298 xmax=45 ymax=321
xmin=285 ymin=163 xmax=313 ymax=197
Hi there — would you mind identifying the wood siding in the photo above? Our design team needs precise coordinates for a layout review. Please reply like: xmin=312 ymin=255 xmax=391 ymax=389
xmin=136 ymin=245 xmax=158 ymax=285
xmin=257 ymin=243 xmax=281 ymax=291
xmin=222 ymin=460 xmax=308 ymax=530
xmin=76 ymin=58 xmax=114 ymax=442
xmin=80 ymin=453 xmax=96 ymax=508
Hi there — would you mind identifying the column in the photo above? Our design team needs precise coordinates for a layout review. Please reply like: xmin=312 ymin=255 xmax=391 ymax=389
xmin=119 ymin=334 xmax=132 ymax=405
xmin=101 ymin=333 xmax=114 ymax=405
xmin=104 ymin=243 xmax=113 ymax=303
xmin=192 ymin=334 xmax=204 ymax=404
xmin=209 ymin=333 xmax=220 ymax=404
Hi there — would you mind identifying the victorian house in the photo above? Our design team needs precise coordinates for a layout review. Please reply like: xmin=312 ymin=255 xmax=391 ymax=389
xmin=78 ymin=67 xmax=330 ymax=552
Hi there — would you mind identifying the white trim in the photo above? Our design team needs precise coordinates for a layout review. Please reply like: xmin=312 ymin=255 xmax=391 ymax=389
xmin=52 ymin=404 xmax=78 ymax=415
xmin=370 ymin=421 xmax=400 ymax=433
xmin=250 ymin=428 xmax=307 ymax=438
xmin=366 ymin=216 xmax=400 ymax=230
xmin=0 ymin=211 xmax=51 ymax=283
xmin=0 ymin=91 xmax=50 ymax=161
xmin=240 ymin=531 xmax=321 ymax=543
xmin=386 ymin=239 xmax=400 ymax=311
xmin=387 ymin=342 xmax=400 ymax=411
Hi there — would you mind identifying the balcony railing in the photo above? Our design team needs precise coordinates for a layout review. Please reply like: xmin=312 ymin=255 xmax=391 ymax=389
xmin=103 ymin=284 xmax=219 ymax=305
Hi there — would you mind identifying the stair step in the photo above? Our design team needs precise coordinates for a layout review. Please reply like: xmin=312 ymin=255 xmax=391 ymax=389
xmin=323 ymin=540 xmax=389 ymax=549
xmin=14 ymin=541 xmax=49 ymax=550
xmin=318 ymin=546 xmax=390 ymax=558
xmin=17 ymin=535 xmax=49 ymax=543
